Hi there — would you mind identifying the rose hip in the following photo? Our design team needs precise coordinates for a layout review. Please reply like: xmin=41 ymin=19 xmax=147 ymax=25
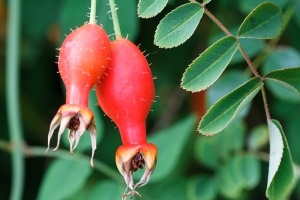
xmin=45 ymin=24 xmax=111 ymax=167
xmin=96 ymin=38 xmax=157 ymax=195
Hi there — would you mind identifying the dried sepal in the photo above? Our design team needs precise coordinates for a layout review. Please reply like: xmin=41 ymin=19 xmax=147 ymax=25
xmin=45 ymin=104 xmax=97 ymax=167
xmin=116 ymin=143 xmax=157 ymax=197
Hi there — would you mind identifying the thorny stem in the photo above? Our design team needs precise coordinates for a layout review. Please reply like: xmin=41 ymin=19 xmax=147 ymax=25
xmin=89 ymin=0 xmax=97 ymax=24
xmin=261 ymin=86 xmax=271 ymax=121
xmin=0 ymin=140 xmax=123 ymax=183
xmin=109 ymin=0 xmax=122 ymax=39
xmin=238 ymin=45 xmax=261 ymax=78
xmin=200 ymin=3 xmax=232 ymax=36
xmin=6 ymin=0 xmax=25 ymax=199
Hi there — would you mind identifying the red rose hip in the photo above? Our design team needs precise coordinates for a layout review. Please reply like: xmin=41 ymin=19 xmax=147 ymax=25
xmin=96 ymin=38 xmax=157 ymax=196
xmin=45 ymin=24 xmax=111 ymax=167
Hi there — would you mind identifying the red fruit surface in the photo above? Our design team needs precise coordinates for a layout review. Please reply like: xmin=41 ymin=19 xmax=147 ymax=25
xmin=96 ymin=38 xmax=155 ymax=145
xmin=58 ymin=24 xmax=111 ymax=106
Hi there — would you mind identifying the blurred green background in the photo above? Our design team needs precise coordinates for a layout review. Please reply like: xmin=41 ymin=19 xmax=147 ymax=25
xmin=1 ymin=0 xmax=300 ymax=199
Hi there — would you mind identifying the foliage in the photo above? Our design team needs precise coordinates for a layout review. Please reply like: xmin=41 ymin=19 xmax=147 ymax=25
xmin=1 ymin=0 xmax=300 ymax=200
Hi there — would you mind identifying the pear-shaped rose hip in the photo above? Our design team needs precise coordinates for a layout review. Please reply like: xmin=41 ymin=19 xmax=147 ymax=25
xmin=45 ymin=24 xmax=111 ymax=168
xmin=96 ymin=38 xmax=157 ymax=197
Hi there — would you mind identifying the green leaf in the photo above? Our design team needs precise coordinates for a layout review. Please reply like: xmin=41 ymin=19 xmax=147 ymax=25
xmin=187 ymin=175 xmax=217 ymax=200
xmin=262 ymin=47 xmax=300 ymax=75
xmin=241 ymin=154 xmax=261 ymax=189
xmin=266 ymin=120 xmax=294 ymax=200
xmin=138 ymin=0 xmax=168 ymax=18
xmin=285 ymin=118 xmax=300 ymax=165
xmin=219 ymin=120 xmax=245 ymax=156
xmin=238 ymin=2 xmax=283 ymax=39
xmin=238 ymin=0 xmax=288 ymax=14
xmin=135 ymin=115 xmax=196 ymax=182
xmin=265 ymin=68 xmax=300 ymax=97
xmin=248 ymin=124 xmax=269 ymax=150
xmin=217 ymin=156 xmax=243 ymax=199
xmin=155 ymin=178 xmax=189 ymax=200
xmin=194 ymin=135 xmax=219 ymax=169
xmin=154 ymin=3 xmax=204 ymax=48
xmin=199 ymin=77 xmax=263 ymax=135
xmin=181 ymin=36 xmax=238 ymax=92
xmin=87 ymin=180 xmax=124 ymax=200
xmin=37 ymin=159 xmax=92 ymax=200
xmin=207 ymin=70 xmax=251 ymax=120
xmin=195 ymin=120 xmax=245 ymax=168
xmin=262 ymin=48 xmax=300 ymax=102
xmin=62 ymin=90 xmax=104 ymax=152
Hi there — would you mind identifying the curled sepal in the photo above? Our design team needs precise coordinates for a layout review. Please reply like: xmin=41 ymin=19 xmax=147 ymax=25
xmin=115 ymin=143 xmax=157 ymax=198
xmin=45 ymin=104 xmax=97 ymax=168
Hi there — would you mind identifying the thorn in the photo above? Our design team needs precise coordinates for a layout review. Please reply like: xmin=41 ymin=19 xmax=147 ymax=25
xmin=70 ymin=28 xmax=73 ymax=31
xmin=153 ymin=76 xmax=158 ymax=79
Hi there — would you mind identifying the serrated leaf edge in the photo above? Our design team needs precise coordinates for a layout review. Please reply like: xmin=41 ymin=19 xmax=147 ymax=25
xmin=265 ymin=78 xmax=300 ymax=96
xmin=138 ymin=0 xmax=169 ymax=18
xmin=198 ymin=78 xmax=263 ymax=135
xmin=181 ymin=36 xmax=238 ymax=92
xmin=238 ymin=2 xmax=283 ymax=39
xmin=154 ymin=2 xmax=203 ymax=49
xmin=266 ymin=119 xmax=294 ymax=199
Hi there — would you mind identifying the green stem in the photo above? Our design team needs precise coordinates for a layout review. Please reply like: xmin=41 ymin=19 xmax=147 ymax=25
xmin=109 ymin=0 xmax=122 ymax=39
xmin=0 ymin=140 xmax=123 ymax=183
xmin=238 ymin=45 xmax=261 ymax=78
xmin=89 ymin=0 xmax=97 ymax=24
xmin=6 ymin=0 xmax=24 ymax=199
xmin=27 ymin=146 xmax=123 ymax=183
